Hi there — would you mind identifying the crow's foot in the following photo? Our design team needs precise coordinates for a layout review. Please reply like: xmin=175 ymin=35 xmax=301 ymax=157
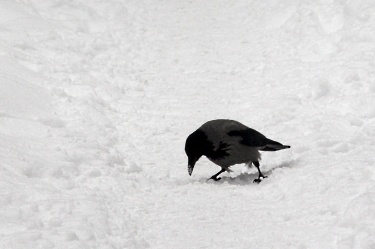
xmin=253 ymin=175 xmax=267 ymax=183
xmin=208 ymin=176 xmax=221 ymax=181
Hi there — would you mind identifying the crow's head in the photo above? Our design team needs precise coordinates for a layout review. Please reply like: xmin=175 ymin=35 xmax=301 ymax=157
xmin=185 ymin=129 xmax=211 ymax=176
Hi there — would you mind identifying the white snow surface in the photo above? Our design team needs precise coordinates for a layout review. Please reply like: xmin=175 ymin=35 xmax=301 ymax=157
xmin=1 ymin=0 xmax=375 ymax=248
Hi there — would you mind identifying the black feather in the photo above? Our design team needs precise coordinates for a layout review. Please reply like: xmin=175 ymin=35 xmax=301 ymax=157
xmin=227 ymin=128 xmax=268 ymax=147
xmin=228 ymin=129 xmax=290 ymax=151
xmin=260 ymin=138 xmax=291 ymax=151
xmin=208 ymin=141 xmax=230 ymax=160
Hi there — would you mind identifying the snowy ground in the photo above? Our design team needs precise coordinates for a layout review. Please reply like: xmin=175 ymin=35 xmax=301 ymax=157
xmin=1 ymin=0 xmax=374 ymax=248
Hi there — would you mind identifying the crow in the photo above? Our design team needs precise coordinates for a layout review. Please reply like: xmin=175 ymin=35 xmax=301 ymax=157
xmin=185 ymin=119 xmax=290 ymax=182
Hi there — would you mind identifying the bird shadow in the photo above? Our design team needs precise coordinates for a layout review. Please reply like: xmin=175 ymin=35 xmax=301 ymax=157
xmin=202 ymin=158 xmax=298 ymax=186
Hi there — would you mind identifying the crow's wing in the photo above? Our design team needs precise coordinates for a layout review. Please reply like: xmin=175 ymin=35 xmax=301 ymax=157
xmin=228 ymin=128 xmax=290 ymax=151
xmin=227 ymin=128 xmax=268 ymax=147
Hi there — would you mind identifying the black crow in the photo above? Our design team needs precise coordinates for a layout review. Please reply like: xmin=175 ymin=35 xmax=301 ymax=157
xmin=185 ymin=119 xmax=290 ymax=182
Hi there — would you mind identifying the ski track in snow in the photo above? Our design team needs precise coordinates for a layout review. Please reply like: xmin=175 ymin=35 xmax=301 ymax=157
xmin=0 ymin=0 xmax=375 ymax=248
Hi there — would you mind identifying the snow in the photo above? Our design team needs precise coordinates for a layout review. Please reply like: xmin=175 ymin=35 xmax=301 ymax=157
xmin=0 ymin=0 xmax=374 ymax=248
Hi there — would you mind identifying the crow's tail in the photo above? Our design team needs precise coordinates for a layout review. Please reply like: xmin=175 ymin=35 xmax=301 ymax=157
xmin=260 ymin=138 xmax=291 ymax=151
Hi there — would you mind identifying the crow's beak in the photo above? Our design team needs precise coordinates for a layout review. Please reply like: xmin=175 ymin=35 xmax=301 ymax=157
xmin=188 ymin=158 xmax=197 ymax=176
xmin=188 ymin=164 xmax=194 ymax=176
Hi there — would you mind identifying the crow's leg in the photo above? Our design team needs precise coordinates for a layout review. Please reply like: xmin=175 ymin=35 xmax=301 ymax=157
xmin=208 ymin=168 xmax=226 ymax=181
xmin=253 ymin=161 xmax=267 ymax=183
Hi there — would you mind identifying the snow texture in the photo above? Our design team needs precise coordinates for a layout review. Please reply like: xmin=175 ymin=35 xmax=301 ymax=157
xmin=0 ymin=0 xmax=374 ymax=248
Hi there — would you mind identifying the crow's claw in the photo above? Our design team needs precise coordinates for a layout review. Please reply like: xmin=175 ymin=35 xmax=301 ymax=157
xmin=208 ymin=176 xmax=221 ymax=181
xmin=253 ymin=175 xmax=267 ymax=183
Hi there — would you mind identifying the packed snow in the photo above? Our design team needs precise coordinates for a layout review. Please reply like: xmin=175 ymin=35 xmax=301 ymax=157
xmin=0 ymin=0 xmax=374 ymax=248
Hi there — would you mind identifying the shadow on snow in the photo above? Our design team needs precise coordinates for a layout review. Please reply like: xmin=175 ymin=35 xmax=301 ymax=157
xmin=200 ymin=158 xmax=298 ymax=185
